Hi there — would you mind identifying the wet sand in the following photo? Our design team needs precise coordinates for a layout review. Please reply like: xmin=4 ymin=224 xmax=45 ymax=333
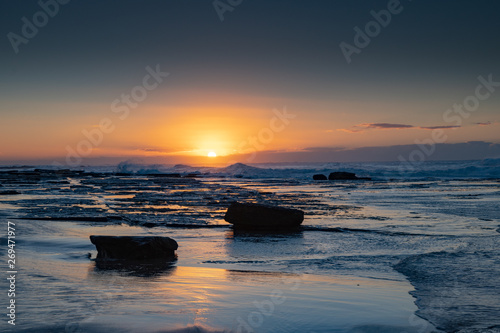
xmin=4 ymin=217 xmax=435 ymax=332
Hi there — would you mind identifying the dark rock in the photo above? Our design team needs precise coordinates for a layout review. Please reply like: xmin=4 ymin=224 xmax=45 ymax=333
xmin=34 ymin=168 xmax=73 ymax=175
xmin=87 ymin=172 xmax=105 ymax=178
xmin=328 ymin=172 xmax=371 ymax=180
xmin=19 ymin=171 xmax=40 ymax=176
xmin=90 ymin=236 xmax=178 ymax=260
xmin=0 ymin=190 xmax=20 ymax=195
xmin=328 ymin=172 xmax=358 ymax=180
xmin=148 ymin=173 xmax=181 ymax=178
xmin=18 ymin=216 xmax=109 ymax=222
xmin=107 ymin=215 xmax=124 ymax=221
xmin=224 ymin=202 xmax=304 ymax=230
xmin=46 ymin=180 xmax=70 ymax=184
xmin=184 ymin=173 xmax=200 ymax=178
xmin=313 ymin=174 xmax=327 ymax=180
xmin=55 ymin=169 xmax=75 ymax=175
xmin=34 ymin=168 xmax=52 ymax=173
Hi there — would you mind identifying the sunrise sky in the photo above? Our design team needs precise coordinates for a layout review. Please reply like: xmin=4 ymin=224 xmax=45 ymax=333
xmin=1 ymin=0 xmax=499 ymax=165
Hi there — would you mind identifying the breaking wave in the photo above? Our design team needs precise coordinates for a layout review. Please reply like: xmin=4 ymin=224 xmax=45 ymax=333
xmin=111 ymin=159 xmax=500 ymax=181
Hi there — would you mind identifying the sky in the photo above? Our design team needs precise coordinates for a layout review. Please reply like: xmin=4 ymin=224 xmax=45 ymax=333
xmin=1 ymin=0 xmax=499 ymax=166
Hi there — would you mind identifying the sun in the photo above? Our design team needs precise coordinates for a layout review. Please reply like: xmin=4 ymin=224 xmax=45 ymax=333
xmin=207 ymin=151 xmax=217 ymax=157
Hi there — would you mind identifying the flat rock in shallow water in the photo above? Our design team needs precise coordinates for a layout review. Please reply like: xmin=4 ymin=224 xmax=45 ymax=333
xmin=328 ymin=172 xmax=371 ymax=180
xmin=224 ymin=202 xmax=304 ymax=230
xmin=90 ymin=236 xmax=178 ymax=260
xmin=328 ymin=172 xmax=358 ymax=180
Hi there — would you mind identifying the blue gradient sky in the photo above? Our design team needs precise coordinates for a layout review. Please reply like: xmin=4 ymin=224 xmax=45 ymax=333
xmin=1 ymin=0 xmax=499 ymax=165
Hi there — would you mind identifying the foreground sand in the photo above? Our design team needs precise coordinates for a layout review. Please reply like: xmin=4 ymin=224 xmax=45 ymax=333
xmin=6 ymin=219 xmax=436 ymax=332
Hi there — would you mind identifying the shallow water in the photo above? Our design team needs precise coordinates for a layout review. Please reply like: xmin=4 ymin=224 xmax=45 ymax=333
xmin=2 ymin=215 xmax=432 ymax=333
xmin=1 ymin=165 xmax=499 ymax=332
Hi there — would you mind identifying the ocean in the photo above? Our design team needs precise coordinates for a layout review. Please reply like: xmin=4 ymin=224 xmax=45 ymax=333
xmin=0 ymin=159 xmax=499 ymax=332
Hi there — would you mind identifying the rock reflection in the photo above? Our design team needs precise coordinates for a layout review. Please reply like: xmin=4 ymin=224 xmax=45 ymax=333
xmin=227 ymin=228 xmax=304 ymax=239
xmin=92 ymin=258 xmax=177 ymax=277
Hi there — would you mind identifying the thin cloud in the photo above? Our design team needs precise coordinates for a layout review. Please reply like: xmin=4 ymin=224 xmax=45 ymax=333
xmin=339 ymin=122 xmax=462 ymax=133
xmin=362 ymin=123 xmax=414 ymax=129
xmin=338 ymin=122 xmax=414 ymax=133
xmin=418 ymin=125 xmax=461 ymax=130
xmin=337 ymin=123 xmax=415 ymax=133
xmin=337 ymin=128 xmax=364 ymax=133
xmin=474 ymin=121 xmax=498 ymax=126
